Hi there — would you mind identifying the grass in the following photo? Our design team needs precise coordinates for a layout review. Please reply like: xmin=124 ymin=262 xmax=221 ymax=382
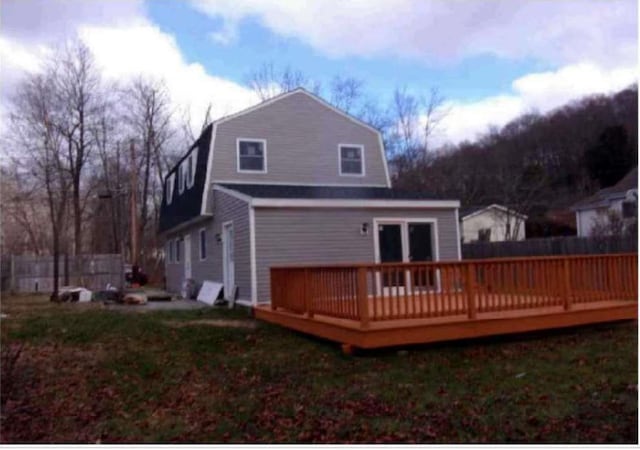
xmin=1 ymin=294 xmax=637 ymax=443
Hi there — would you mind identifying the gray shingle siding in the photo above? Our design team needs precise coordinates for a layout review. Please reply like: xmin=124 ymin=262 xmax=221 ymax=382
xmin=211 ymin=91 xmax=389 ymax=187
xmin=254 ymin=207 xmax=460 ymax=303
xmin=164 ymin=190 xmax=251 ymax=300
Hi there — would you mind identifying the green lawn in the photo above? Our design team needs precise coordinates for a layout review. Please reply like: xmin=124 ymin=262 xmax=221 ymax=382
xmin=1 ymin=294 xmax=637 ymax=444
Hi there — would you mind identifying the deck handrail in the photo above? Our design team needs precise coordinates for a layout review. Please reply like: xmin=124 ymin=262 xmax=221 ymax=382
xmin=270 ymin=253 xmax=638 ymax=324
xmin=270 ymin=252 xmax=639 ymax=271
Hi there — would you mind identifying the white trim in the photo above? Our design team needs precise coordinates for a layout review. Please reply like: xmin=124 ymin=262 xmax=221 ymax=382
xmin=372 ymin=218 xmax=440 ymax=264
xmin=461 ymin=204 xmax=528 ymax=221
xmin=372 ymin=218 xmax=440 ymax=295
xmin=214 ymin=185 xmax=460 ymax=209
xmin=200 ymin=123 xmax=217 ymax=215
xmin=207 ymin=88 xmax=392 ymax=187
xmin=454 ymin=207 xmax=462 ymax=260
xmin=183 ymin=233 xmax=192 ymax=279
xmin=378 ymin=133 xmax=391 ymax=188
xmin=249 ymin=207 xmax=257 ymax=305
xmin=338 ymin=143 xmax=365 ymax=177
xmin=158 ymin=214 xmax=212 ymax=237
xmin=175 ymin=237 xmax=181 ymax=263
xmin=178 ymin=161 xmax=186 ymax=195
xmin=198 ymin=227 xmax=207 ymax=261
xmin=236 ymin=138 xmax=267 ymax=174
xmin=198 ymin=88 xmax=392 ymax=213
xmin=165 ymin=173 xmax=175 ymax=205
xmin=221 ymin=220 xmax=235 ymax=301
xmin=250 ymin=198 xmax=460 ymax=209
xmin=213 ymin=184 xmax=253 ymax=203
xmin=235 ymin=299 xmax=253 ymax=308
xmin=213 ymin=179 xmax=389 ymax=188
xmin=186 ymin=149 xmax=198 ymax=189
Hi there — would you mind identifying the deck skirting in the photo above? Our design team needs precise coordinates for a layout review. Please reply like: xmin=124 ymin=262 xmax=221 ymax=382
xmin=255 ymin=301 xmax=637 ymax=349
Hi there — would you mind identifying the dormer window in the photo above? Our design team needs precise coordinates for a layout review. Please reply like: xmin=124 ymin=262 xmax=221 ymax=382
xmin=237 ymin=139 xmax=267 ymax=173
xmin=187 ymin=149 xmax=198 ymax=189
xmin=339 ymin=144 xmax=364 ymax=176
xmin=178 ymin=160 xmax=189 ymax=194
xmin=165 ymin=173 xmax=175 ymax=205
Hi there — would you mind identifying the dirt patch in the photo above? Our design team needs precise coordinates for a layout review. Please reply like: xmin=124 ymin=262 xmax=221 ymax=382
xmin=161 ymin=319 xmax=256 ymax=329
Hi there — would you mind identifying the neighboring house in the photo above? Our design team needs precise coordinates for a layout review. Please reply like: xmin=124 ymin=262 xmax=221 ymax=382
xmin=571 ymin=168 xmax=638 ymax=237
xmin=158 ymin=88 xmax=461 ymax=306
xmin=459 ymin=204 xmax=527 ymax=243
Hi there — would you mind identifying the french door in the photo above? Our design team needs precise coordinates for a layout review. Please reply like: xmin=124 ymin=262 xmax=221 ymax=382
xmin=375 ymin=219 xmax=437 ymax=295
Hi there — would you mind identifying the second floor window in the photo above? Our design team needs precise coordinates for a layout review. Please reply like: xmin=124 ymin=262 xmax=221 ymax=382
xmin=339 ymin=144 xmax=364 ymax=176
xmin=237 ymin=139 xmax=266 ymax=173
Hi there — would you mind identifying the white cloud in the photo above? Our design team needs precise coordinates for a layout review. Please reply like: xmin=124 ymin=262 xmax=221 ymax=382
xmin=0 ymin=1 xmax=259 ymax=137
xmin=77 ymin=24 xmax=258 ymax=125
xmin=435 ymin=63 xmax=638 ymax=145
xmin=190 ymin=0 xmax=637 ymax=66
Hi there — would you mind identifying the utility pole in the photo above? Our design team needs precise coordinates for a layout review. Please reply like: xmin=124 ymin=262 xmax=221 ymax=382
xmin=130 ymin=140 xmax=139 ymax=267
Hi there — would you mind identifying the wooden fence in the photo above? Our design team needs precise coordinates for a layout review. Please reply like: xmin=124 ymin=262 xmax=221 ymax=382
xmin=270 ymin=254 xmax=638 ymax=325
xmin=462 ymin=235 xmax=637 ymax=260
xmin=2 ymin=254 xmax=124 ymax=293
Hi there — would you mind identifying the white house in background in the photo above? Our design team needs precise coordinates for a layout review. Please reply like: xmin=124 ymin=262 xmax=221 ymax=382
xmin=459 ymin=204 xmax=527 ymax=243
xmin=571 ymin=168 xmax=638 ymax=237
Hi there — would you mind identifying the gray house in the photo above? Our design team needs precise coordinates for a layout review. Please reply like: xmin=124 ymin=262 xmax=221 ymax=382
xmin=159 ymin=88 xmax=461 ymax=306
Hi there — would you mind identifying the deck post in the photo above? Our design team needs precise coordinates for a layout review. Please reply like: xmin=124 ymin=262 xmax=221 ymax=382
xmin=270 ymin=268 xmax=277 ymax=311
xmin=304 ymin=268 xmax=314 ymax=318
xmin=562 ymin=258 xmax=572 ymax=311
xmin=466 ymin=263 xmax=477 ymax=319
xmin=357 ymin=267 xmax=369 ymax=329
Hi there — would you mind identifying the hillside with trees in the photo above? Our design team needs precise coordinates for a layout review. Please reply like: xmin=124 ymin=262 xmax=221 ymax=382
xmin=392 ymin=86 xmax=638 ymax=236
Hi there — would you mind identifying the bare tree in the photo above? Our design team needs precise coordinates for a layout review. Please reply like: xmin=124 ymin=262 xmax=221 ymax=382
xmin=122 ymin=77 xmax=175 ymax=268
xmin=421 ymin=87 xmax=449 ymax=152
xmin=329 ymin=76 xmax=363 ymax=114
xmin=49 ymin=40 xmax=104 ymax=255
xmin=0 ymin=166 xmax=52 ymax=255
xmin=9 ymin=72 xmax=71 ymax=300
xmin=246 ymin=62 xmax=320 ymax=100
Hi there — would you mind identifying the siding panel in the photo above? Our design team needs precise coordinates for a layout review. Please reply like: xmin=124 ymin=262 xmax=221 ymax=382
xmin=255 ymin=207 xmax=459 ymax=302
xmin=164 ymin=190 xmax=251 ymax=301
xmin=212 ymin=92 xmax=388 ymax=186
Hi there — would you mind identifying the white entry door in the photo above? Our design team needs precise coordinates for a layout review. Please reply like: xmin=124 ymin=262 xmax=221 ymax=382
xmin=184 ymin=234 xmax=192 ymax=279
xmin=222 ymin=221 xmax=235 ymax=300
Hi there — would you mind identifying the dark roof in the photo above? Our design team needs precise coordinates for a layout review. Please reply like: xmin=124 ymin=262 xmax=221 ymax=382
xmin=459 ymin=206 xmax=486 ymax=218
xmin=218 ymin=183 xmax=454 ymax=201
xmin=459 ymin=204 xmax=526 ymax=219
xmin=572 ymin=167 xmax=638 ymax=210
xmin=158 ymin=124 xmax=213 ymax=233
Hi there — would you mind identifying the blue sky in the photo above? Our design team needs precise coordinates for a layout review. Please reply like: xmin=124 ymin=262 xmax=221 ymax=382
xmin=0 ymin=0 xmax=637 ymax=144
xmin=147 ymin=1 xmax=548 ymax=104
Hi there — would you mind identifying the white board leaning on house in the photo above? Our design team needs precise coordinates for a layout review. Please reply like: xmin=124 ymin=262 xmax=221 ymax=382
xmin=197 ymin=281 xmax=223 ymax=306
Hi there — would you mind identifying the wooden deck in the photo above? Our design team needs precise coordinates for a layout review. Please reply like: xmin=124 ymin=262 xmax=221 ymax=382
xmin=256 ymin=254 xmax=638 ymax=350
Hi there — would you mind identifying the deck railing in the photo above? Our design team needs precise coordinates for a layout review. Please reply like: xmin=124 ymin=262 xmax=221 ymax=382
xmin=270 ymin=253 xmax=638 ymax=326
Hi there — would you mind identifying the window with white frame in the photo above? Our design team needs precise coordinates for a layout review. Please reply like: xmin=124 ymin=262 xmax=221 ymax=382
xmin=187 ymin=149 xmax=198 ymax=189
xmin=178 ymin=162 xmax=186 ymax=194
xmin=237 ymin=139 xmax=266 ymax=172
xmin=339 ymin=144 xmax=364 ymax=175
xmin=199 ymin=228 xmax=207 ymax=260
xmin=165 ymin=173 xmax=175 ymax=205
xmin=167 ymin=240 xmax=174 ymax=263
xmin=175 ymin=237 xmax=182 ymax=262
